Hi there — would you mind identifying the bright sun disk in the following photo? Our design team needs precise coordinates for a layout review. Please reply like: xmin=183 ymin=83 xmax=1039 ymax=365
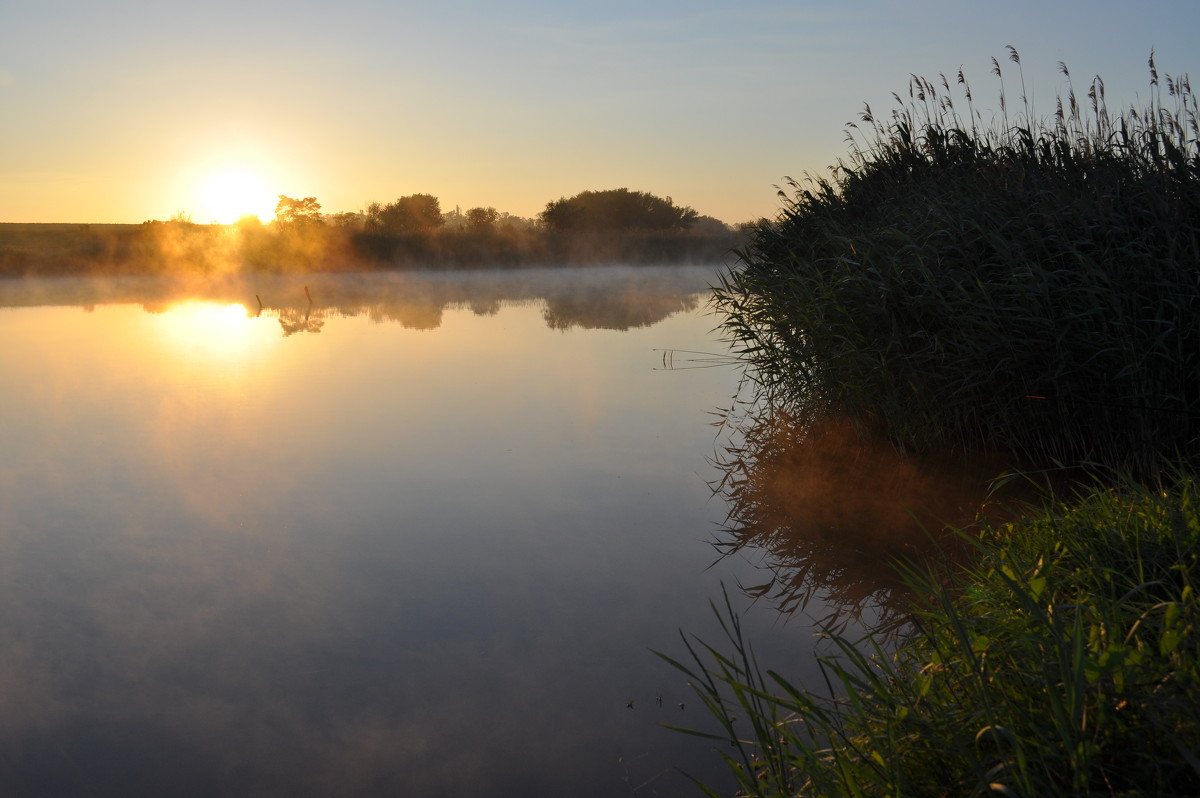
xmin=197 ymin=170 xmax=275 ymax=225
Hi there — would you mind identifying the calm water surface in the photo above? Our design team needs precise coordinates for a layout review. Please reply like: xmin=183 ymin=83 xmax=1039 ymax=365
xmin=0 ymin=266 xmax=830 ymax=797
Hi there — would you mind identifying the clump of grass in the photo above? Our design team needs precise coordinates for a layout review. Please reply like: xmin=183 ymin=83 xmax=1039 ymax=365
xmin=715 ymin=49 xmax=1200 ymax=474
xmin=662 ymin=475 xmax=1200 ymax=796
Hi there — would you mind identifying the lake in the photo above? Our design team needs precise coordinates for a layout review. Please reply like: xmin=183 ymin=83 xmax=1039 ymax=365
xmin=0 ymin=265 xmax=853 ymax=797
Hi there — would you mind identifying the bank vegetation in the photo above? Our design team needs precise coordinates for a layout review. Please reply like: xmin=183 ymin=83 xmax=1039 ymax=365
xmin=675 ymin=49 xmax=1200 ymax=796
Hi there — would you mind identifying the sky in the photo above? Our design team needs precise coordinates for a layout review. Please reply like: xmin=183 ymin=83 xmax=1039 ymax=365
xmin=2 ymin=0 xmax=1197 ymax=225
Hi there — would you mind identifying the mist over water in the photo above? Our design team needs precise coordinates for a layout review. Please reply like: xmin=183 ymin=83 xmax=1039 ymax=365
xmin=0 ymin=265 xmax=712 ymax=333
xmin=0 ymin=265 xmax=844 ymax=797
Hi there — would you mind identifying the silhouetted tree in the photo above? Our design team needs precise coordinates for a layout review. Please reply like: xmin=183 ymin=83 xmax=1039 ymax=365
xmin=496 ymin=212 xmax=537 ymax=231
xmin=538 ymin=188 xmax=699 ymax=232
xmin=465 ymin=206 xmax=499 ymax=232
xmin=326 ymin=211 xmax=366 ymax=229
xmin=688 ymin=215 xmax=731 ymax=235
xmin=539 ymin=198 xmax=584 ymax=231
xmin=366 ymin=194 xmax=445 ymax=234
xmin=275 ymin=196 xmax=323 ymax=226
xmin=442 ymin=206 xmax=466 ymax=230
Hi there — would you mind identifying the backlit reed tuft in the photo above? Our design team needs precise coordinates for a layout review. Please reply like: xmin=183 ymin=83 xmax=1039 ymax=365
xmin=715 ymin=50 xmax=1200 ymax=474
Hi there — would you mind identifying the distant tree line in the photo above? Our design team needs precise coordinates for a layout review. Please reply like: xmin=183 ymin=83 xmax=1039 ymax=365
xmin=539 ymin=188 xmax=698 ymax=232
xmin=262 ymin=187 xmax=742 ymax=269
xmin=0 ymin=188 xmax=747 ymax=277
xmin=283 ymin=188 xmax=715 ymax=236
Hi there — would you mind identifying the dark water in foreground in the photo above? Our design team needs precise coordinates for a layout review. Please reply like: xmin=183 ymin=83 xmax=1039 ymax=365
xmin=0 ymin=266 xmax=839 ymax=797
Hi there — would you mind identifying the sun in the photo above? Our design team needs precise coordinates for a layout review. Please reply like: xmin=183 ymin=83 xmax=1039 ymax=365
xmin=196 ymin=170 xmax=276 ymax=225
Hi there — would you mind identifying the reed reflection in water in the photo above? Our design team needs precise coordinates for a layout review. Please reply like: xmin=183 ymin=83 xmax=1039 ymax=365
xmin=711 ymin=407 xmax=1025 ymax=626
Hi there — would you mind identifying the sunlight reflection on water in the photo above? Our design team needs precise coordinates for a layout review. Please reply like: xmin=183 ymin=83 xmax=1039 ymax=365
xmin=0 ymin=267 xmax=832 ymax=797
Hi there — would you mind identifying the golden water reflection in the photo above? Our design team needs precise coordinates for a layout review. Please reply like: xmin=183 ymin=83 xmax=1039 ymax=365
xmin=0 ymin=265 xmax=757 ymax=797
xmin=0 ymin=266 xmax=709 ymax=335
xmin=156 ymin=300 xmax=266 ymax=355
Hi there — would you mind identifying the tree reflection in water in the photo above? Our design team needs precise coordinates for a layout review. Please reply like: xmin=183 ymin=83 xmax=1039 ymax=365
xmin=542 ymin=292 xmax=698 ymax=331
xmin=277 ymin=284 xmax=325 ymax=336
xmin=0 ymin=267 xmax=718 ymax=335
xmin=277 ymin=306 xmax=325 ymax=336
xmin=711 ymin=407 xmax=1021 ymax=628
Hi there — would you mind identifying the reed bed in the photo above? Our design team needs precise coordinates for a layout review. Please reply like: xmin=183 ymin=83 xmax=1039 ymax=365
xmin=715 ymin=50 xmax=1200 ymax=473
xmin=678 ymin=52 xmax=1200 ymax=796
xmin=662 ymin=475 xmax=1200 ymax=796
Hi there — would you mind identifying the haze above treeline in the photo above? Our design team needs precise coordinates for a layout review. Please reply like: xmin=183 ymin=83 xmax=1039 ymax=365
xmin=0 ymin=187 xmax=746 ymax=277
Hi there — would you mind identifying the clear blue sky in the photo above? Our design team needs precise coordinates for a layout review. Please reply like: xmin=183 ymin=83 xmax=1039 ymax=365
xmin=2 ymin=0 xmax=1196 ymax=224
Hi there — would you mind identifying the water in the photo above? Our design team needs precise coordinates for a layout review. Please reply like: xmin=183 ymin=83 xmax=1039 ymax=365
xmin=0 ymin=266 xmax=831 ymax=797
